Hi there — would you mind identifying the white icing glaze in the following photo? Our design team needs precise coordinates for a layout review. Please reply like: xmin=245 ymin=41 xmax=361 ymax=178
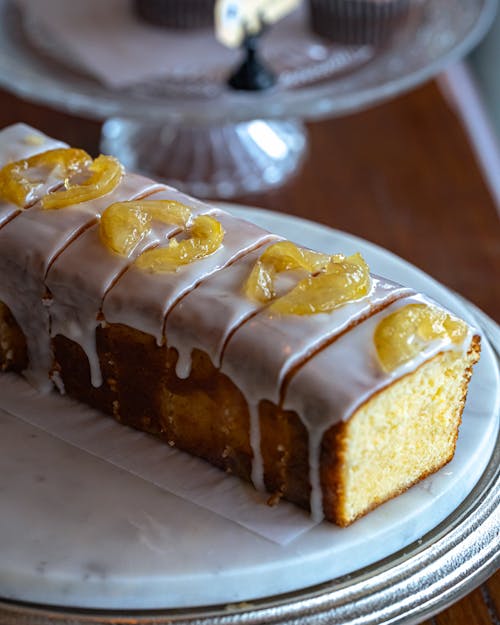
xmin=0 ymin=123 xmax=67 ymax=169
xmin=0 ymin=172 xmax=161 ymax=391
xmin=0 ymin=204 xmax=19 ymax=229
xmin=282 ymin=293 xmax=476 ymax=521
xmin=165 ymin=237 xmax=282 ymax=378
xmin=221 ymin=278 xmax=413 ymax=408
xmin=150 ymin=184 xmax=220 ymax=216
xmin=0 ymin=124 xmax=69 ymax=229
xmin=102 ymin=210 xmax=274 ymax=345
xmin=248 ymin=401 xmax=265 ymax=491
xmin=46 ymin=187 xmax=213 ymax=387
xmin=51 ymin=369 xmax=66 ymax=395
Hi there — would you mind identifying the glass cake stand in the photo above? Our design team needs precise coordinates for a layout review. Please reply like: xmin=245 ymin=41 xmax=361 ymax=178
xmin=0 ymin=0 xmax=496 ymax=197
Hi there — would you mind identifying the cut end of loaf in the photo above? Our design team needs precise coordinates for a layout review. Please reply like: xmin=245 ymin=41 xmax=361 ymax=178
xmin=325 ymin=336 xmax=481 ymax=527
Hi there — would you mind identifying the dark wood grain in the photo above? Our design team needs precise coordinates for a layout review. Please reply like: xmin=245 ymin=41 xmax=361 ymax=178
xmin=0 ymin=79 xmax=498 ymax=623
xmin=435 ymin=584 xmax=498 ymax=625
xmin=486 ymin=572 xmax=500 ymax=619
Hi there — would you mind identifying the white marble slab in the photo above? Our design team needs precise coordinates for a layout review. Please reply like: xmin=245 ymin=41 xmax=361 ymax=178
xmin=0 ymin=206 xmax=498 ymax=610
xmin=0 ymin=373 xmax=316 ymax=546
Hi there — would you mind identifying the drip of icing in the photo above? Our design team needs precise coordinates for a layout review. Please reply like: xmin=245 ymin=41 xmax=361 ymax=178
xmin=308 ymin=428 xmax=324 ymax=523
xmin=165 ymin=237 xmax=282 ymax=379
xmin=46 ymin=187 xmax=213 ymax=387
xmin=0 ymin=173 xmax=161 ymax=391
xmin=103 ymin=210 xmax=274 ymax=346
xmin=248 ymin=400 xmax=265 ymax=492
xmin=174 ymin=350 xmax=193 ymax=380
xmin=51 ymin=369 xmax=66 ymax=395
xmin=281 ymin=293 xmax=476 ymax=521
xmin=49 ymin=280 xmax=110 ymax=390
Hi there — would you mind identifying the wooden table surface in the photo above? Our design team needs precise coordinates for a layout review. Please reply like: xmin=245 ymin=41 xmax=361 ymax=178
xmin=0 ymin=78 xmax=498 ymax=624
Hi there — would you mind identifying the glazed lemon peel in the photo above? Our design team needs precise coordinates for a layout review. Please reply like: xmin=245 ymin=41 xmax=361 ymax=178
xmin=374 ymin=303 xmax=468 ymax=372
xmin=0 ymin=148 xmax=91 ymax=207
xmin=135 ymin=214 xmax=225 ymax=273
xmin=42 ymin=155 xmax=123 ymax=209
xmin=245 ymin=241 xmax=371 ymax=315
xmin=0 ymin=148 xmax=124 ymax=209
xmin=100 ymin=200 xmax=192 ymax=257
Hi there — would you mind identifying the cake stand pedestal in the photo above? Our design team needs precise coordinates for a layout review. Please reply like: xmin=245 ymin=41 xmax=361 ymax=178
xmin=101 ymin=117 xmax=307 ymax=198
xmin=0 ymin=0 xmax=497 ymax=196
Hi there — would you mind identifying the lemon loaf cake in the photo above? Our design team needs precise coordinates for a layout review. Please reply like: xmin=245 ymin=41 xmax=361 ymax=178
xmin=0 ymin=124 xmax=480 ymax=526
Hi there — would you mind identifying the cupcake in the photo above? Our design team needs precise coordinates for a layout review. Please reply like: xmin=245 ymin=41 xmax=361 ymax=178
xmin=133 ymin=0 xmax=216 ymax=29
xmin=309 ymin=0 xmax=410 ymax=45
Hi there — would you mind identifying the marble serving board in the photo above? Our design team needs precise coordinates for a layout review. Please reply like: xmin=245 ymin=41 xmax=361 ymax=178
xmin=0 ymin=207 xmax=498 ymax=611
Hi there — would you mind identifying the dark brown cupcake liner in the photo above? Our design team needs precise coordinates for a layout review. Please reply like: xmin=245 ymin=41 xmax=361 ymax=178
xmin=133 ymin=0 xmax=216 ymax=29
xmin=309 ymin=0 xmax=410 ymax=45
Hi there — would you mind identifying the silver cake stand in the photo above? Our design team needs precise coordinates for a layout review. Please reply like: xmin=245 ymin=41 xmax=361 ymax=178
xmin=0 ymin=0 xmax=497 ymax=198
xmin=0 ymin=376 xmax=498 ymax=625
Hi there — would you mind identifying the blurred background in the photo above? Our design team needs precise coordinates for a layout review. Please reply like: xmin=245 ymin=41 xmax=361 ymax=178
xmin=0 ymin=0 xmax=498 ymax=203
xmin=0 ymin=0 xmax=498 ymax=312
xmin=471 ymin=8 xmax=500 ymax=140
xmin=0 ymin=0 xmax=498 ymax=308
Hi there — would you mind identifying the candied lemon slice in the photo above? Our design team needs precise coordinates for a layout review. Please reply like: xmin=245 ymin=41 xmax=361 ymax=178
xmin=244 ymin=260 xmax=276 ymax=303
xmin=270 ymin=253 xmax=370 ymax=315
xmin=374 ymin=303 xmax=468 ymax=372
xmin=244 ymin=241 xmax=331 ymax=304
xmin=42 ymin=155 xmax=123 ymax=209
xmin=135 ymin=215 xmax=224 ymax=272
xmin=100 ymin=203 xmax=151 ymax=257
xmin=244 ymin=240 xmax=370 ymax=315
xmin=100 ymin=200 xmax=192 ymax=257
xmin=0 ymin=148 xmax=91 ymax=207
xmin=144 ymin=200 xmax=191 ymax=228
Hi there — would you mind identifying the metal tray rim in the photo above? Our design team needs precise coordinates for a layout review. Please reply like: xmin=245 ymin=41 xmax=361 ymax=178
xmin=1 ymin=367 xmax=498 ymax=625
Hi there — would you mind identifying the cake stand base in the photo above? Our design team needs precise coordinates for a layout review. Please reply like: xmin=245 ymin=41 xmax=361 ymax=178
xmin=100 ymin=118 xmax=307 ymax=199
